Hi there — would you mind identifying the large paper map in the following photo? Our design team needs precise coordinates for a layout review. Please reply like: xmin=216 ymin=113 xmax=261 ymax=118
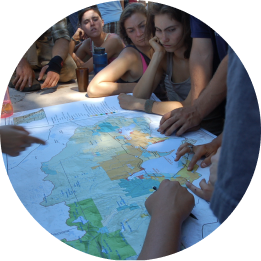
xmin=2 ymin=95 xmax=219 ymax=259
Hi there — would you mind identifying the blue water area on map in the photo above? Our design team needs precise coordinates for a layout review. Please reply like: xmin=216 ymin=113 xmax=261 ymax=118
xmin=141 ymin=151 xmax=152 ymax=158
xmin=93 ymin=131 xmax=101 ymax=136
xmin=41 ymin=162 xmax=57 ymax=175
xmin=178 ymin=160 xmax=184 ymax=168
xmin=115 ymin=136 xmax=125 ymax=139
xmin=97 ymin=226 xmax=109 ymax=234
xmin=133 ymin=118 xmax=149 ymax=127
xmin=117 ymin=203 xmax=140 ymax=212
xmin=37 ymin=145 xmax=46 ymax=151
xmin=98 ymin=122 xmax=119 ymax=132
xmin=72 ymin=216 xmax=88 ymax=224
xmin=119 ymin=178 xmax=161 ymax=198
xmin=140 ymin=147 xmax=151 ymax=158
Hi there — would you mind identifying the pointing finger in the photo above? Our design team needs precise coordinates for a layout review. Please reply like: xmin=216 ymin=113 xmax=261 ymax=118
xmin=27 ymin=136 xmax=46 ymax=145
xmin=175 ymin=146 xmax=190 ymax=161
xmin=186 ymin=181 xmax=205 ymax=198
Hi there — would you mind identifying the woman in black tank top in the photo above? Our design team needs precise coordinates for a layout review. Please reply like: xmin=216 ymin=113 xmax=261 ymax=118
xmin=87 ymin=3 xmax=155 ymax=98
xmin=118 ymin=3 xmax=192 ymax=116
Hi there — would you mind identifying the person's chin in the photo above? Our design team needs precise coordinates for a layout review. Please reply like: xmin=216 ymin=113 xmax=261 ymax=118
xmin=163 ymin=45 xmax=172 ymax=49
xmin=90 ymin=30 xmax=100 ymax=37
xmin=135 ymin=39 xmax=147 ymax=47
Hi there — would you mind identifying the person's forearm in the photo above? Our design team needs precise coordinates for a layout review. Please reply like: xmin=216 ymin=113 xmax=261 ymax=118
xmin=120 ymin=0 xmax=124 ymax=9
xmin=194 ymin=54 xmax=228 ymax=119
xmin=69 ymin=39 xmax=76 ymax=56
xmin=133 ymin=52 xmax=162 ymax=99
xmin=138 ymin=214 xmax=181 ymax=259
xmin=190 ymin=53 xmax=213 ymax=104
xmin=80 ymin=58 xmax=94 ymax=72
xmin=16 ymin=57 xmax=30 ymax=69
xmin=212 ymin=132 xmax=223 ymax=147
xmin=52 ymin=38 xmax=69 ymax=61
xmin=152 ymin=101 xmax=183 ymax=115
xmin=134 ymin=100 xmax=183 ymax=115
xmin=88 ymin=82 xmax=136 ymax=97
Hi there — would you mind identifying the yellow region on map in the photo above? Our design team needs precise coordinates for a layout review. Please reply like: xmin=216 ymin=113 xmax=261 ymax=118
xmin=100 ymin=128 xmax=168 ymax=180
xmin=127 ymin=130 xmax=169 ymax=148
xmin=174 ymin=159 xmax=200 ymax=185
xmin=149 ymin=158 xmax=201 ymax=185
xmin=100 ymin=148 xmax=142 ymax=180
xmin=13 ymin=109 xmax=46 ymax=125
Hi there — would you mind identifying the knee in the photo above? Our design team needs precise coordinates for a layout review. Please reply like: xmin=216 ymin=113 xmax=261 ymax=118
xmin=59 ymin=54 xmax=77 ymax=82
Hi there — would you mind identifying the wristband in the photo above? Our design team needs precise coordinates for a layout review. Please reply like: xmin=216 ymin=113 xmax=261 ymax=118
xmin=71 ymin=37 xmax=77 ymax=43
xmin=46 ymin=56 xmax=64 ymax=74
xmin=144 ymin=99 xmax=155 ymax=114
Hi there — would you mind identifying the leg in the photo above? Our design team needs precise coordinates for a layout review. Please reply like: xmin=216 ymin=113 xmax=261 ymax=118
xmin=59 ymin=54 xmax=77 ymax=82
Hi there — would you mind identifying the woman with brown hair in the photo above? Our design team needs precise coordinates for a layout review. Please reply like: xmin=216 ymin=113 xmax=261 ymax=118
xmin=87 ymin=3 xmax=155 ymax=98
xmin=118 ymin=3 xmax=192 ymax=115
xmin=69 ymin=5 xmax=125 ymax=72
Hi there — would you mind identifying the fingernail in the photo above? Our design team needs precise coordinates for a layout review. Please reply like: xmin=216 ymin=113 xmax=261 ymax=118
xmin=201 ymin=163 xmax=207 ymax=168
xmin=187 ymin=166 xmax=192 ymax=171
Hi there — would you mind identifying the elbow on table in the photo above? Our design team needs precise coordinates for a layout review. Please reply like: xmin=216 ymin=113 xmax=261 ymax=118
xmin=87 ymin=85 xmax=97 ymax=98
xmin=87 ymin=83 xmax=103 ymax=98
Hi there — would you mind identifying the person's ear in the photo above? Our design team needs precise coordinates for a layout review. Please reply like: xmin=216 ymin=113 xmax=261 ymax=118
xmin=101 ymin=19 xmax=104 ymax=27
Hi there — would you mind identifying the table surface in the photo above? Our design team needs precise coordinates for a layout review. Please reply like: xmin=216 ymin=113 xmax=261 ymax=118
xmin=9 ymin=73 xmax=94 ymax=113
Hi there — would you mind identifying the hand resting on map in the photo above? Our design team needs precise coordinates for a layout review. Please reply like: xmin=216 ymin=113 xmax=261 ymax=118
xmin=0 ymin=125 xmax=46 ymax=157
xmin=138 ymin=180 xmax=194 ymax=259
xmin=175 ymin=133 xmax=223 ymax=171
xmin=185 ymin=147 xmax=221 ymax=202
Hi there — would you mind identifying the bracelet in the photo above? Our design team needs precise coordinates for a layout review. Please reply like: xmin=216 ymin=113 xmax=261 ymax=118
xmin=71 ymin=37 xmax=78 ymax=43
xmin=144 ymin=99 xmax=155 ymax=114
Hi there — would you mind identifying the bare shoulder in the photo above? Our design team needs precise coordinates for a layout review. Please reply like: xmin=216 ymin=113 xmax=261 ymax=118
xmin=108 ymin=33 xmax=122 ymax=40
xmin=107 ymin=33 xmax=124 ymax=47
xmin=118 ymin=46 xmax=140 ymax=63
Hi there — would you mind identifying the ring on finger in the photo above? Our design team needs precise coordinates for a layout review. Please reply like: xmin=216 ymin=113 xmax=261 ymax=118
xmin=188 ymin=144 xmax=194 ymax=153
